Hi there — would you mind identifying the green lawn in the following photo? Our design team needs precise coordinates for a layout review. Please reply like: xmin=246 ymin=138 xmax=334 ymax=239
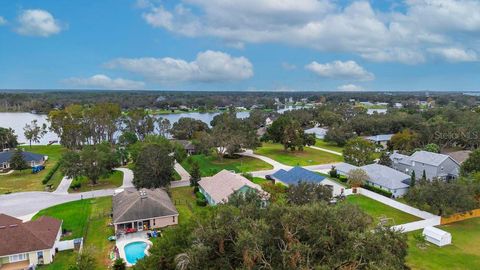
xmin=69 ymin=170 xmax=123 ymax=192
xmin=254 ymin=143 xmax=343 ymax=166
xmin=0 ymin=145 xmax=66 ymax=194
xmin=345 ymin=195 xmax=420 ymax=226
xmin=181 ymin=154 xmax=273 ymax=177
xmin=314 ymin=139 xmax=344 ymax=153
xmin=170 ymin=186 xmax=210 ymax=224
xmin=34 ymin=197 xmax=114 ymax=270
xmin=38 ymin=250 xmax=76 ymax=270
xmin=252 ymin=177 xmax=269 ymax=185
xmin=407 ymin=218 xmax=480 ymax=270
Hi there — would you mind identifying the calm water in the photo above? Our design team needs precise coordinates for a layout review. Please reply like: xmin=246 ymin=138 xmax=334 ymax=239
xmin=0 ymin=106 xmax=302 ymax=145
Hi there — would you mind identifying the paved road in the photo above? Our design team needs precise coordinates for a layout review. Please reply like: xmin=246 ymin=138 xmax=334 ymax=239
xmin=0 ymin=168 xmax=135 ymax=219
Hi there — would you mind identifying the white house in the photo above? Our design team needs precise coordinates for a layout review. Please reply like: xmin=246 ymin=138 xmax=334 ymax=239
xmin=304 ymin=127 xmax=328 ymax=139
xmin=423 ymin=226 xmax=452 ymax=247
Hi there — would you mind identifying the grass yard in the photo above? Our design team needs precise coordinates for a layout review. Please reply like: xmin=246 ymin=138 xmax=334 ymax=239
xmin=38 ymin=251 xmax=76 ymax=270
xmin=34 ymin=197 xmax=114 ymax=270
xmin=0 ymin=145 xmax=66 ymax=194
xmin=314 ymin=139 xmax=344 ymax=153
xmin=69 ymin=170 xmax=123 ymax=192
xmin=345 ymin=195 xmax=420 ymax=226
xmin=255 ymin=143 xmax=343 ymax=166
xmin=181 ymin=154 xmax=273 ymax=177
xmin=407 ymin=218 xmax=480 ymax=270
xmin=170 ymin=186 xmax=210 ymax=224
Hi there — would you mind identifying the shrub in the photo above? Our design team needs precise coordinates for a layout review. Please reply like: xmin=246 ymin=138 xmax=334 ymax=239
xmin=241 ymin=172 xmax=253 ymax=181
xmin=70 ymin=179 xmax=82 ymax=190
xmin=42 ymin=162 xmax=61 ymax=184
xmin=362 ymin=184 xmax=393 ymax=198
xmin=337 ymin=175 xmax=348 ymax=183
xmin=195 ymin=191 xmax=206 ymax=200
xmin=196 ymin=198 xmax=207 ymax=207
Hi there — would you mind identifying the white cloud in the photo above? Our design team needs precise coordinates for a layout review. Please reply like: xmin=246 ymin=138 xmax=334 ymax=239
xmin=105 ymin=50 xmax=253 ymax=83
xmin=64 ymin=74 xmax=145 ymax=90
xmin=305 ymin=60 xmax=374 ymax=81
xmin=138 ymin=0 xmax=480 ymax=64
xmin=16 ymin=9 xmax=63 ymax=37
xmin=428 ymin=47 xmax=478 ymax=62
xmin=337 ymin=84 xmax=364 ymax=91
xmin=0 ymin=16 xmax=6 ymax=26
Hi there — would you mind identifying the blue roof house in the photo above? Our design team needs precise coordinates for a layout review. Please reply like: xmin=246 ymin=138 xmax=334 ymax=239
xmin=270 ymin=166 xmax=326 ymax=186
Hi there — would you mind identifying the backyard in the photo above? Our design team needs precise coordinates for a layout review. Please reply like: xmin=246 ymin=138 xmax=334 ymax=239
xmin=255 ymin=142 xmax=343 ymax=166
xmin=181 ymin=154 xmax=273 ymax=177
xmin=34 ymin=197 xmax=114 ymax=270
xmin=170 ymin=186 xmax=210 ymax=224
xmin=0 ymin=145 xmax=66 ymax=194
xmin=407 ymin=218 xmax=480 ymax=270
xmin=345 ymin=195 xmax=420 ymax=226
xmin=69 ymin=170 xmax=124 ymax=192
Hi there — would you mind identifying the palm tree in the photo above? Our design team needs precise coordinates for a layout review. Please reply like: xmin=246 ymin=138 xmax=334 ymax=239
xmin=175 ymin=253 xmax=191 ymax=270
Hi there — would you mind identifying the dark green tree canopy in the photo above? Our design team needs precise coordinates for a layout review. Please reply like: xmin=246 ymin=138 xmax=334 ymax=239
xmin=133 ymin=143 xmax=175 ymax=189
xmin=171 ymin=117 xmax=209 ymax=140
xmin=343 ymin=137 xmax=376 ymax=166
xmin=9 ymin=148 xmax=29 ymax=170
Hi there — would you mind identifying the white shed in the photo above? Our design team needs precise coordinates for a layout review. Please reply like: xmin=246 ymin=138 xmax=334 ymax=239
xmin=422 ymin=226 xmax=452 ymax=247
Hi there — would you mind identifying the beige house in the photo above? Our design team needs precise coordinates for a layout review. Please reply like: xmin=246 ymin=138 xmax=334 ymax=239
xmin=113 ymin=188 xmax=179 ymax=232
xmin=0 ymin=214 xmax=62 ymax=270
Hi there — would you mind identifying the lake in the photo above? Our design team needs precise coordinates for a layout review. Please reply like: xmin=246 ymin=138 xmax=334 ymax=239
xmin=0 ymin=106 xmax=304 ymax=145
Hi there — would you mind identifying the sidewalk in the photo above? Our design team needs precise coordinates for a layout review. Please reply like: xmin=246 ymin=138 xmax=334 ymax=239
xmin=308 ymin=145 xmax=342 ymax=156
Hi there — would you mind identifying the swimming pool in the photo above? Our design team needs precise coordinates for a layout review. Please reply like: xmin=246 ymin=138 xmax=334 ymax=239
xmin=124 ymin=241 xmax=148 ymax=264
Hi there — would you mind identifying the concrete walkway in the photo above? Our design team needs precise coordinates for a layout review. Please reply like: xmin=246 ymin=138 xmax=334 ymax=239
xmin=174 ymin=162 xmax=191 ymax=181
xmin=239 ymin=150 xmax=291 ymax=171
xmin=308 ymin=145 xmax=343 ymax=156
xmin=52 ymin=176 xmax=72 ymax=194
xmin=115 ymin=168 xmax=134 ymax=188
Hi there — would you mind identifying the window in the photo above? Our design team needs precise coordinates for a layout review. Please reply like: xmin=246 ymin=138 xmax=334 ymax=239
xmin=9 ymin=253 xmax=27 ymax=263
xmin=172 ymin=216 xmax=176 ymax=223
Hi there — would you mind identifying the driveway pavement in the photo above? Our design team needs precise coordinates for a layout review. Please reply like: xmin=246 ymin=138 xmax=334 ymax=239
xmin=0 ymin=168 xmax=135 ymax=218
xmin=174 ymin=162 xmax=191 ymax=181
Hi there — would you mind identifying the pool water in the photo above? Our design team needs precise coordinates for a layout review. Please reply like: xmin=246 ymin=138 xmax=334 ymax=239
xmin=124 ymin=241 xmax=148 ymax=264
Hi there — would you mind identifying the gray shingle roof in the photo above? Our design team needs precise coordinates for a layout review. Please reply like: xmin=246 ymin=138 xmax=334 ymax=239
xmin=113 ymin=188 xmax=178 ymax=224
xmin=410 ymin=151 xmax=451 ymax=166
xmin=362 ymin=164 xmax=410 ymax=189
xmin=334 ymin=162 xmax=359 ymax=175
xmin=0 ymin=151 xmax=44 ymax=164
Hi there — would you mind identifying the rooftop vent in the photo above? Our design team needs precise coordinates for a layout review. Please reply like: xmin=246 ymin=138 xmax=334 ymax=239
xmin=139 ymin=190 xmax=148 ymax=199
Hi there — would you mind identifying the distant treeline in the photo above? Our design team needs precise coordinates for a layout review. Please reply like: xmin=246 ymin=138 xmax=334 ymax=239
xmin=0 ymin=90 xmax=478 ymax=113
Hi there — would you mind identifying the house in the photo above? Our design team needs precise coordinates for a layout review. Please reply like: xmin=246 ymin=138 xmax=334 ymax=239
xmin=269 ymin=167 xmax=345 ymax=196
xmin=171 ymin=140 xmax=196 ymax=155
xmin=198 ymin=170 xmax=268 ymax=206
xmin=367 ymin=108 xmax=387 ymax=115
xmin=113 ymin=188 xmax=179 ymax=232
xmin=446 ymin=150 xmax=471 ymax=165
xmin=0 ymin=150 xmax=46 ymax=171
xmin=304 ymin=127 xmax=328 ymax=139
xmin=0 ymin=214 xmax=62 ymax=269
xmin=365 ymin=134 xmax=394 ymax=148
xmin=265 ymin=117 xmax=274 ymax=126
xmin=394 ymin=102 xmax=403 ymax=109
xmin=390 ymin=151 xmax=460 ymax=181
xmin=335 ymin=162 xmax=411 ymax=197
xmin=423 ymin=226 xmax=451 ymax=247
xmin=361 ymin=164 xmax=411 ymax=197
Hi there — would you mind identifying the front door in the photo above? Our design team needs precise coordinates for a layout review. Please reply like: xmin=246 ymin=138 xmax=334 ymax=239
xmin=137 ymin=221 xmax=143 ymax=231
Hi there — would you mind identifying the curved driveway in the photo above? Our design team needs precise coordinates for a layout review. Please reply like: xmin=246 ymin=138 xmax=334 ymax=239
xmin=0 ymin=168 xmax=134 ymax=219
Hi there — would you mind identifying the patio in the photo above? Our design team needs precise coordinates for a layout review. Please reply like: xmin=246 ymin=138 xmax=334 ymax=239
xmin=0 ymin=260 xmax=30 ymax=270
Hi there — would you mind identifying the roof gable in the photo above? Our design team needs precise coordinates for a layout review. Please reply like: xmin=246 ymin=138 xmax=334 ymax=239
xmin=361 ymin=164 xmax=410 ymax=189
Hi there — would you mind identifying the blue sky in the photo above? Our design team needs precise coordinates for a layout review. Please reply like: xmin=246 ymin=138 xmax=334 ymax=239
xmin=0 ymin=0 xmax=480 ymax=91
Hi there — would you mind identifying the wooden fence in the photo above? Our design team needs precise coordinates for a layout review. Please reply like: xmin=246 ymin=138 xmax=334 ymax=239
xmin=441 ymin=208 xmax=480 ymax=225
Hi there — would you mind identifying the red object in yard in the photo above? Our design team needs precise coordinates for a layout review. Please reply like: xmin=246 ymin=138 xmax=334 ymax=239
xmin=125 ymin=228 xmax=137 ymax=234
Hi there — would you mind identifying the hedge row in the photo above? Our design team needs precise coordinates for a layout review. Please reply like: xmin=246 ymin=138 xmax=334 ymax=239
xmin=195 ymin=191 xmax=207 ymax=206
xmin=362 ymin=184 xmax=393 ymax=198
xmin=42 ymin=162 xmax=61 ymax=185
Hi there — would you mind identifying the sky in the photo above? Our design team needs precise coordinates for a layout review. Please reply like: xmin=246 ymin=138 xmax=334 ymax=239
xmin=0 ymin=0 xmax=480 ymax=92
